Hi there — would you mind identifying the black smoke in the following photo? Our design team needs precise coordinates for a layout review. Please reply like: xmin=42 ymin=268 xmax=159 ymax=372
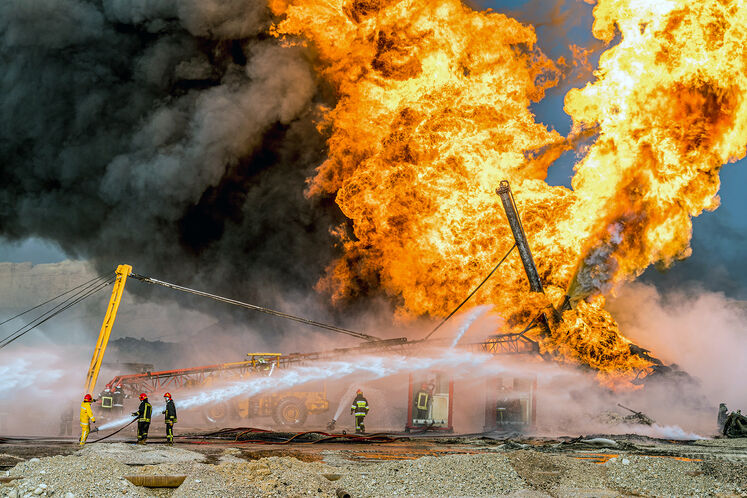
xmin=0 ymin=0 xmax=369 ymax=338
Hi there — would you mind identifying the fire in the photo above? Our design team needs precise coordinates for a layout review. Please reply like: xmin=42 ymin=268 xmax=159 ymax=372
xmin=269 ymin=0 xmax=747 ymax=384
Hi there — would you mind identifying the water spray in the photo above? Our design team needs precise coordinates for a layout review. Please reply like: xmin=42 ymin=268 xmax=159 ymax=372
xmin=450 ymin=305 xmax=491 ymax=348
xmin=99 ymin=348 xmax=505 ymax=431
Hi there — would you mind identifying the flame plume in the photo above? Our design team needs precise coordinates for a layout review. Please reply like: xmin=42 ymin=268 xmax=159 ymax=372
xmin=270 ymin=0 xmax=747 ymax=384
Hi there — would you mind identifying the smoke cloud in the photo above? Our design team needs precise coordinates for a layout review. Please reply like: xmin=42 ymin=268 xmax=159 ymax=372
xmin=608 ymin=282 xmax=747 ymax=410
xmin=0 ymin=0 xmax=362 ymax=337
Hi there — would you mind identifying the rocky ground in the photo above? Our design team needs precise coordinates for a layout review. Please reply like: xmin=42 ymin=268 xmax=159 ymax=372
xmin=0 ymin=436 xmax=745 ymax=497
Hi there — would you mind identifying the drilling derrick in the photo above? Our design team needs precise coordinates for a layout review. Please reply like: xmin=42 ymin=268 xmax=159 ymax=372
xmin=496 ymin=180 xmax=543 ymax=294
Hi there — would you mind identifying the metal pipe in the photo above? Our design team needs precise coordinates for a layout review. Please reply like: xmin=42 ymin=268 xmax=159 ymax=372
xmin=496 ymin=180 xmax=544 ymax=293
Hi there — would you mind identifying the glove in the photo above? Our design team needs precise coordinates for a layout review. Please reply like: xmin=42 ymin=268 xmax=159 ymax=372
xmin=131 ymin=412 xmax=138 ymax=417
xmin=161 ymin=410 xmax=166 ymax=415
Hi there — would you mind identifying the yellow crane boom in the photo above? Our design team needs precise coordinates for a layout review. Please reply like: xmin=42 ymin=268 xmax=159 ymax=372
xmin=84 ymin=264 xmax=131 ymax=394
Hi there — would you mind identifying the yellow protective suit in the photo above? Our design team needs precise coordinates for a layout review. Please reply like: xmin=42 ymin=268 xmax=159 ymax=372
xmin=79 ymin=401 xmax=95 ymax=446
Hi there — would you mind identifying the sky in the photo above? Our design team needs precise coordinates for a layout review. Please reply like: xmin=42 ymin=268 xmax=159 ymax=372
xmin=1 ymin=0 xmax=745 ymax=299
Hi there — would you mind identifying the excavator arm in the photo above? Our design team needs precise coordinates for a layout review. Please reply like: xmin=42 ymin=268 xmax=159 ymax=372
xmin=84 ymin=264 xmax=131 ymax=394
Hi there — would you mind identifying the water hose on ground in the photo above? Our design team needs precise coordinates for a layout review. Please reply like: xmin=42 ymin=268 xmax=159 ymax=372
xmin=90 ymin=417 xmax=138 ymax=443
xmin=179 ymin=427 xmax=398 ymax=445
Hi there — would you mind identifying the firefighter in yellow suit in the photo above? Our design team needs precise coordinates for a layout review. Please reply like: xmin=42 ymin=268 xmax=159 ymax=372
xmin=79 ymin=394 xmax=96 ymax=446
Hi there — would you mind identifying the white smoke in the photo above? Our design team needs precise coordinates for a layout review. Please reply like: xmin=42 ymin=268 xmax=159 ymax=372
xmin=609 ymin=282 xmax=747 ymax=410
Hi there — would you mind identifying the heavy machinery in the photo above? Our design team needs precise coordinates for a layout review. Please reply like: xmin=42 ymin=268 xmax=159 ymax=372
xmin=87 ymin=179 xmax=671 ymax=431
xmin=81 ymin=180 xmax=551 ymax=430
xmin=100 ymin=353 xmax=330 ymax=427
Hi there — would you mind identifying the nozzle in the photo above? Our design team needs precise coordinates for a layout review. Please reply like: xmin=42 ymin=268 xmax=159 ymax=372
xmin=326 ymin=419 xmax=336 ymax=431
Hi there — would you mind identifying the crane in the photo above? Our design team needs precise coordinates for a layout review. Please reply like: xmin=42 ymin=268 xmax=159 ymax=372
xmin=83 ymin=265 xmax=385 ymax=397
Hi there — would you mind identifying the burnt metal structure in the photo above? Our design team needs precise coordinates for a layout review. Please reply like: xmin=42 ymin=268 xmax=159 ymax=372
xmin=467 ymin=332 xmax=540 ymax=355
xmin=496 ymin=180 xmax=544 ymax=293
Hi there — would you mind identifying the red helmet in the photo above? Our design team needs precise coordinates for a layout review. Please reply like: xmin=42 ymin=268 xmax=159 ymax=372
xmin=139 ymin=393 xmax=148 ymax=401
xmin=83 ymin=394 xmax=93 ymax=402
xmin=356 ymin=389 xmax=362 ymax=394
xmin=163 ymin=392 xmax=171 ymax=399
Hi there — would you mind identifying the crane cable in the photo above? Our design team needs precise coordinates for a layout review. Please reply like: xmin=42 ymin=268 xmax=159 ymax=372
xmin=0 ymin=273 xmax=109 ymax=327
xmin=0 ymin=275 xmax=115 ymax=349
xmin=423 ymin=243 xmax=516 ymax=340
xmin=129 ymin=273 xmax=382 ymax=342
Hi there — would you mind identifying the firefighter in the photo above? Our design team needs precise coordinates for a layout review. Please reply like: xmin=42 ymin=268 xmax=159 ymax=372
xmin=79 ymin=394 xmax=96 ymax=446
xmin=112 ymin=384 xmax=125 ymax=415
xmin=162 ymin=392 xmax=177 ymax=445
xmin=59 ymin=401 xmax=75 ymax=436
xmin=350 ymin=389 xmax=369 ymax=434
xmin=131 ymin=393 xmax=152 ymax=444
xmin=100 ymin=385 xmax=113 ymax=412
xmin=718 ymin=403 xmax=729 ymax=433
xmin=414 ymin=383 xmax=432 ymax=421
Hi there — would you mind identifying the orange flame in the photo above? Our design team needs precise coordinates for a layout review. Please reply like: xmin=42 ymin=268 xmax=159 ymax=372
xmin=270 ymin=0 xmax=747 ymax=384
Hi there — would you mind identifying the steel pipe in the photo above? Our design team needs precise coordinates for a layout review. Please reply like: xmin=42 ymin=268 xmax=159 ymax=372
xmin=496 ymin=180 xmax=544 ymax=293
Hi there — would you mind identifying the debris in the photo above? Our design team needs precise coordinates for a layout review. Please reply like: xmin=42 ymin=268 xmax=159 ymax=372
xmin=722 ymin=410 xmax=747 ymax=438
xmin=617 ymin=403 xmax=655 ymax=426
xmin=580 ymin=438 xmax=619 ymax=448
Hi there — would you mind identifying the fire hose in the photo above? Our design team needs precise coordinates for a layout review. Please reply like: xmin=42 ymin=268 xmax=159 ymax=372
xmin=181 ymin=427 xmax=398 ymax=445
xmin=89 ymin=417 xmax=138 ymax=444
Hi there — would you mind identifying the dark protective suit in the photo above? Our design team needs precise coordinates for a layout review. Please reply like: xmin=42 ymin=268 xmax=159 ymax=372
xmin=132 ymin=399 xmax=152 ymax=443
xmin=350 ymin=394 xmax=369 ymax=433
xmin=163 ymin=399 xmax=177 ymax=444
xmin=112 ymin=388 xmax=125 ymax=415
xmin=414 ymin=389 xmax=431 ymax=420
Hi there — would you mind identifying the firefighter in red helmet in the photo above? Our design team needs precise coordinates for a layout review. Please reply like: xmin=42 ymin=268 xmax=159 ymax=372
xmin=131 ymin=393 xmax=152 ymax=444
xmin=350 ymin=389 xmax=369 ymax=434
xmin=79 ymin=394 xmax=96 ymax=446
xmin=162 ymin=392 xmax=177 ymax=445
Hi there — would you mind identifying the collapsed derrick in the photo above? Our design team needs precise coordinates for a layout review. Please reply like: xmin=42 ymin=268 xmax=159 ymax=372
xmin=490 ymin=181 xmax=672 ymax=386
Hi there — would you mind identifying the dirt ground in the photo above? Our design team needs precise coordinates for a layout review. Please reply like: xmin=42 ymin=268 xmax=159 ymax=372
xmin=1 ymin=432 xmax=745 ymax=497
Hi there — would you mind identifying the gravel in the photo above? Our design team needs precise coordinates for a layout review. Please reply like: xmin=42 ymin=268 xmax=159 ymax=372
xmin=78 ymin=443 xmax=205 ymax=466
xmin=604 ymin=454 xmax=741 ymax=497
xmin=0 ymin=440 xmax=745 ymax=497
xmin=334 ymin=453 xmax=527 ymax=497
xmin=1 ymin=451 xmax=150 ymax=497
